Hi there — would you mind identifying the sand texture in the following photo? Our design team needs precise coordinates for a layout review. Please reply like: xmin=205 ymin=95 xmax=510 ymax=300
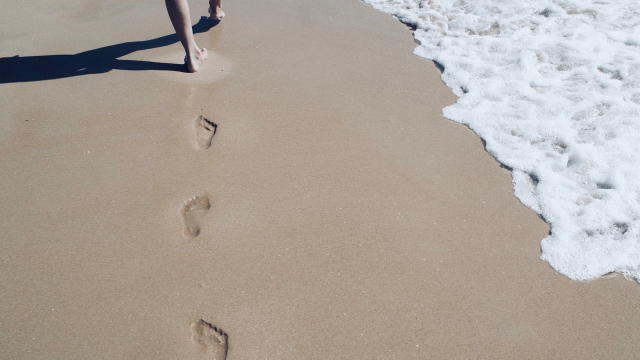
xmin=1 ymin=0 xmax=640 ymax=358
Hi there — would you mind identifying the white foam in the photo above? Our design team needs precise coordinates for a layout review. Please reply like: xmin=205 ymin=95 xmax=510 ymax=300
xmin=363 ymin=0 xmax=640 ymax=281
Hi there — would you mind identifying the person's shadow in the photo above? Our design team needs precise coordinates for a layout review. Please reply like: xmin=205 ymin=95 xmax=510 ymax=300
xmin=0 ymin=17 xmax=218 ymax=84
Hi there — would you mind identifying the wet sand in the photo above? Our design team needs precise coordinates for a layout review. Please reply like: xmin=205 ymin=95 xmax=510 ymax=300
xmin=1 ymin=0 xmax=639 ymax=358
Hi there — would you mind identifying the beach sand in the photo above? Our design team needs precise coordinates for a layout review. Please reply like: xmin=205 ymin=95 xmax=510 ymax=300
xmin=1 ymin=0 xmax=639 ymax=358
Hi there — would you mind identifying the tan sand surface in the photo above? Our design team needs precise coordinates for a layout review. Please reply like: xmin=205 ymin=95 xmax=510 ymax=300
xmin=1 ymin=0 xmax=640 ymax=358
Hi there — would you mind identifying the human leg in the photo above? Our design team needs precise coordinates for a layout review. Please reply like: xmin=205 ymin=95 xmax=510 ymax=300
xmin=165 ymin=0 xmax=207 ymax=72
xmin=209 ymin=0 xmax=225 ymax=20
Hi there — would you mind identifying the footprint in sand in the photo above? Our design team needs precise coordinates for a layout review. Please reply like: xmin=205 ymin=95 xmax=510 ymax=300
xmin=194 ymin=115 xmax=217 ymax=149
xmin=180 ymin=196 xmax=211 ymax=238
xmin=191 ymin=319 xmax=228 ymax=360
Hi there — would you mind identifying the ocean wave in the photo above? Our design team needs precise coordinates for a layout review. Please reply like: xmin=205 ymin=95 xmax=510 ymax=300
xmin=362 ymin=0 xmax=640 ymax=281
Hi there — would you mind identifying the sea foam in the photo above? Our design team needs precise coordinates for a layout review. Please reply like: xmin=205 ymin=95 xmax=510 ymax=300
xmin=362 ymin=0 xmax=640 ymax=281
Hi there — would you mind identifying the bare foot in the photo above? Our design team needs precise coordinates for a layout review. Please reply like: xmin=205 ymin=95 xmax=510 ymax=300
xmin=186 ymin=47 xmax=208 ymax=73
xmin=208 ymin=4 xmax=225 ymax=20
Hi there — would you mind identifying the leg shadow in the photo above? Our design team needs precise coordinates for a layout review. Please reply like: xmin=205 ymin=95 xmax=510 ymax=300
xmin=0 ymin=17 xmax=219 ymax=84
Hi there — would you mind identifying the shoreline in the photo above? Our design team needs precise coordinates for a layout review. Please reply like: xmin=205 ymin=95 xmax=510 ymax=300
xmin=1 ymin=0 xmax=640 ymax=358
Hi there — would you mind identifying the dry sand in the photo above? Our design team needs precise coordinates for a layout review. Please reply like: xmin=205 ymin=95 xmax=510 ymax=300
xmin=1 ymin=0 xmax=640 ymax=358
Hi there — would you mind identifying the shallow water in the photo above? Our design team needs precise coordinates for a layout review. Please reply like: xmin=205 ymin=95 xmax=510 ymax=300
xmin=363 ymin=0 xmax=640 ymax=281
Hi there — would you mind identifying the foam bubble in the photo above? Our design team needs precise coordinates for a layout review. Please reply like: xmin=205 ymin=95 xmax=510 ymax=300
xmin=363 ymin=0 xmax=640 ymax=281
